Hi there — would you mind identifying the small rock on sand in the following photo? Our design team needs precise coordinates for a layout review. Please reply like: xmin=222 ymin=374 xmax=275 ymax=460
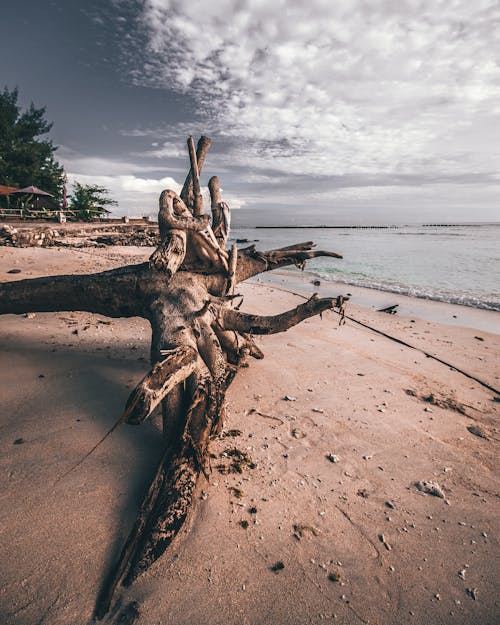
xmin=415 ymin=481 xmax=445 ymax=499
xmin=326 ymin=453 xmax=341 ymax=463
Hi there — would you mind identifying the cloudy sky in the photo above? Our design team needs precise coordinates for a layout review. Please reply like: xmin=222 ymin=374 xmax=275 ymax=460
xmin=2 ymin=0 xmax=500 ymax=224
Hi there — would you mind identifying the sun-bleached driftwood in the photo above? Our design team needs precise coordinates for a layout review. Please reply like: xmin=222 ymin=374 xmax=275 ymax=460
xmin=0 ymin=135 xmax=347 ymax=619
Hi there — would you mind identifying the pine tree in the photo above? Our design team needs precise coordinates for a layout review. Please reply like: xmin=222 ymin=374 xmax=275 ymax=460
xmin=0 ymin=87 xmax=65 ymax=200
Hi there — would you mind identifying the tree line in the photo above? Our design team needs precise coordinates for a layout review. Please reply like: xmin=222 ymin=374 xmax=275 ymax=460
xmin=0 ymin=87 xmax=116 ymax=218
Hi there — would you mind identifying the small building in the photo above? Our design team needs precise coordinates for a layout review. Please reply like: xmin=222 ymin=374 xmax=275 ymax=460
xmin=0 ymin=185 xmax=21 ymax=216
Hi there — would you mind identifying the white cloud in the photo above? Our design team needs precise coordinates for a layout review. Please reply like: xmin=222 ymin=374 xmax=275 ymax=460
xmin=65 ymin=171 xmax=182 ymax=217
xmin=63 ymin=152 xmax=245 ymax=216
xmin=124 ymin=0 xmax=500 ymax=185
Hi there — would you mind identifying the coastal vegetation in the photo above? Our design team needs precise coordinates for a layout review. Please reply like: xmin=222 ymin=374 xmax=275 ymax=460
xmin=0 ymin=87 xmax=64 ymax=202
xmin=69 ymin=181 xmax=117 ymax=220
xmin=0 ymin=87 xmax=116 ymax=220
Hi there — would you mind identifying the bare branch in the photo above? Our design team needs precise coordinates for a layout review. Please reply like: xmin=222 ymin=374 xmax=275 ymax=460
xmin=236 ymin=246 xmax=343 ymax=283
xmin=187 ymin=136 xmax=204 ymax=216
xmin=180 ymin=135 xmax=211 ymax=210
xmin=219 ymin=294 xmax=343 ymax=334
xmin=184 ymin=231 xmax=229 ymax=273
xmin=208 ymin=175 xmax=231 ymax=247
xmin=276 ymin=241 xmax=315 ymax=251
xmin=94 ymin=444 xmax=176 ymax=619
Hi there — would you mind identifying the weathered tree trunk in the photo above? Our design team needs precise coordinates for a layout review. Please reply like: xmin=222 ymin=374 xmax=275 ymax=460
xmin=0 ymin=136 xmax=347 ymax=620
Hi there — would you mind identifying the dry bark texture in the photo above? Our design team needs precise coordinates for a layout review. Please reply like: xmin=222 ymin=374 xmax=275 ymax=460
xmin=0 ymin=136 xmax=346 ymax=619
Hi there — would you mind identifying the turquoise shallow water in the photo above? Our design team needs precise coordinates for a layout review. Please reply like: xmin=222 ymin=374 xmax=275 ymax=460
xmin=229 ymin=224 xmax=500 ymax=311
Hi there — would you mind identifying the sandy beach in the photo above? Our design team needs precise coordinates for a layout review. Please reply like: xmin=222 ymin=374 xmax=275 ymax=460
xmin=0 ymin=245 xmax=498 ymax=625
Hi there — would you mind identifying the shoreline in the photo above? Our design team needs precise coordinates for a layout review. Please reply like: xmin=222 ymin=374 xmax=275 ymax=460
xmin=1 ymin=242 xmax=498 ymax=334
xmin=251 ymin=222 xmax=500 ymax=229
xmin=257 ymin=268 xmax=500 ymax=335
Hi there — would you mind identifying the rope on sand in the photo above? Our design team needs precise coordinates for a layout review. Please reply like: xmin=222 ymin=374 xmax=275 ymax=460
xmin=259 ymin=282 xmax=500 ymax=397
xmin=343 ymin=313 xmax=500 ymax=396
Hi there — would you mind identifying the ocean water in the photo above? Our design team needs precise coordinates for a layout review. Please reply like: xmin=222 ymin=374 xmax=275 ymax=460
xmin=229 ymin=224 xmax=500 ymax=312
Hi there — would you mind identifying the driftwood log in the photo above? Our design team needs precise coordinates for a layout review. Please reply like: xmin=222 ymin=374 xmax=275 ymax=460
xmin=0 ymin=136 xmax=346 ymax=619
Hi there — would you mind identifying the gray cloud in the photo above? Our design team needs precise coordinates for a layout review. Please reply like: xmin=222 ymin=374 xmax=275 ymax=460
xmin=121 ymin=0 xmax=500 ymax=183
xmin=43 ymin=0 xmax=499 ymax=222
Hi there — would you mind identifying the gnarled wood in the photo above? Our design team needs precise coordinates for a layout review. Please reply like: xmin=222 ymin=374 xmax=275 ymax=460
xmin=0 ymin=135 xmax=347 ymax=619
xmin=122 ymin=346 xmax=198 ymax=425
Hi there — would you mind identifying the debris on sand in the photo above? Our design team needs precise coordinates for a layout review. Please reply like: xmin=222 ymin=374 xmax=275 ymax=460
xmin=415 ymin=481 xmax=445 ymax=499
xmin=466 ymin=425 xmax=489 ymax=440
xmin=246 ymin=407 xmax=284 ymax=425
xmin=326 ymin=453 xmax=341 ymax=463
xmin=271 ymin=561 xmax=285 ymax=573
xmin=466 ymin=587 xmax=478 ymax=600
xmin=378 ymin=304 xmax=398 ymax=314
xmin=1 ymin=224 xmax=58 ymax=248
xmin=292 ymin=524 xmax=320 ymax=540
xmin=405 ymin=389 xmax=472 ymax=417
xmin=217 ymin=448 xmax=256 ymax=474
xmin=283 ymin=395 xmax=297 ymax=401
xmin=221 ymin=429 xmax=243 ymax=438
xmin=229 ymin=487 xmax=244 ymax=499
xmin=328 ymin=570 xmax=342 ymax=582
xmin=378 ymin=534 xmax=392 ymax=550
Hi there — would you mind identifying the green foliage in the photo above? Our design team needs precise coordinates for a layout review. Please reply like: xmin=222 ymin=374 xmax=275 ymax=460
xmin=69 ymin=182 xmax=117 ymax=219
xmin=0 ymin=86 xmax=65 ymax=200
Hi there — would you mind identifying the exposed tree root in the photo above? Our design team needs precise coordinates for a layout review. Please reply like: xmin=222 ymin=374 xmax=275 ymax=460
xmin=0 ymin=135 xmax=347 ymax=619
